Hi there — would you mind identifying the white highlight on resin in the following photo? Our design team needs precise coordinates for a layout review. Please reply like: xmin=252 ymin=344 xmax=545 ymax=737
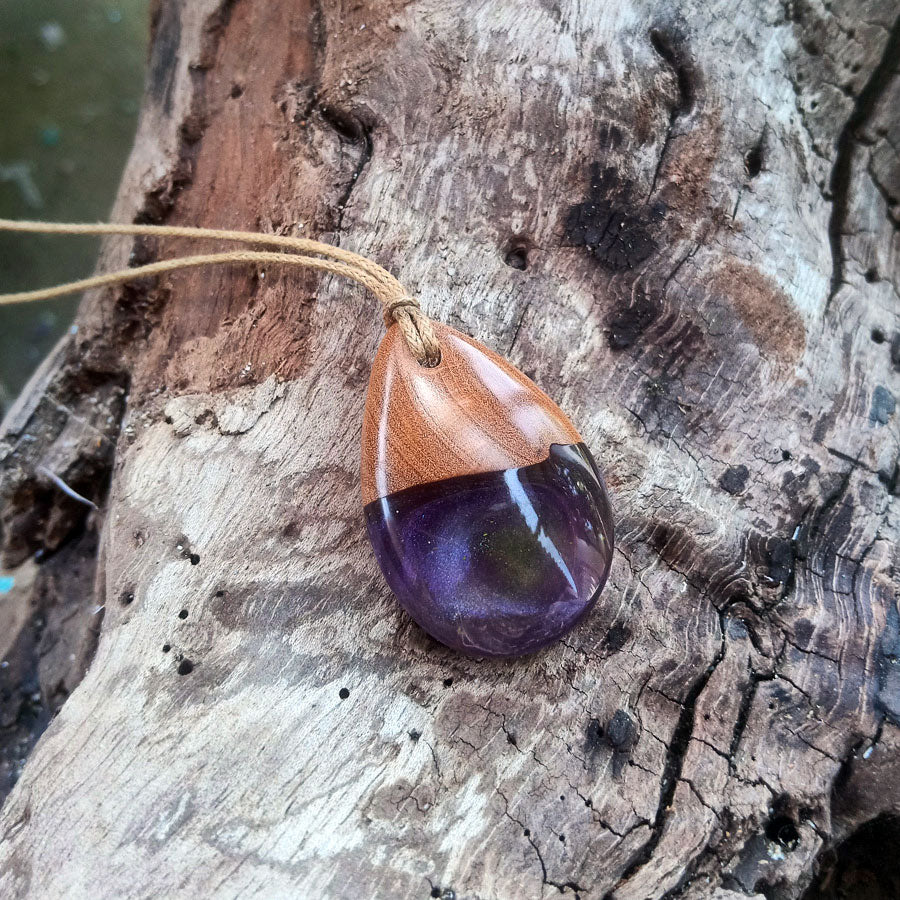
xmin=503 ymin=467 xmax=577 ymax=594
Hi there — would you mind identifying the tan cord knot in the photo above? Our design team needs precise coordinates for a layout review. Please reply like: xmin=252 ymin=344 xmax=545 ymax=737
xmin=0 ymin=218 xmax=443 ymax=367
xmin=383 ymin=296 xmax=420 ymax=325
xmin=392 ymin=304 xmax=442 ymax=368
xmin=381 ymin=294 xmax=440 ymax=366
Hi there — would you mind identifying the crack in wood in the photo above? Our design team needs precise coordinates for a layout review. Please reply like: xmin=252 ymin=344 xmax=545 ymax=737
xmin=646 ymin=27 xmax=698 ymax=199
xmin=609 ymin=613 xmax=729 ymax=895
xmin=320 ymin=106 xmax=374 ymax=237
xmin=825 ymin=12 xmax=900 ymax=311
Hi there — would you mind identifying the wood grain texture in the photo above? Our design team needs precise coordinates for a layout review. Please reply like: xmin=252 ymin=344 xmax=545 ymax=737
xmin=361 ymin=322 xmax=581 ymax=503
xmin=0 ymin=0 xmax=899 ymax=898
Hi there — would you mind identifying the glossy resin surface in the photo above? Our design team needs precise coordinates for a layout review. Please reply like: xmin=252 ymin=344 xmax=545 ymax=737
xmin=365 ymin=443 xmax=614 ymax=657
xmin=360 ymin=322 xmax=581 ymax=504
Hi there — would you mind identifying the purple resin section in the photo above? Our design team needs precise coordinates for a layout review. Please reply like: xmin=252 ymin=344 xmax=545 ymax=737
xmin=365 ymin=443 xmax=614 ymax=657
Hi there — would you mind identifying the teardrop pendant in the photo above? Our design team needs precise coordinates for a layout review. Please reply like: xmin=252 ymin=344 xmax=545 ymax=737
xmin=0 ymin=216 xmax=611 ymax=655
xmin=362 ymin=322 xmax=614 ymax=657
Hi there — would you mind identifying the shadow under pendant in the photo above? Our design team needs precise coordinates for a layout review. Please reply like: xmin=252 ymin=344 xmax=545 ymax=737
xmin=361 ymin=322 xmax=614 ymax=657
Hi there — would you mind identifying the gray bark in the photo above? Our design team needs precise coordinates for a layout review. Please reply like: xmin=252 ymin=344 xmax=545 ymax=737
xmin=1 ymin=0 xmax=899 ymax=897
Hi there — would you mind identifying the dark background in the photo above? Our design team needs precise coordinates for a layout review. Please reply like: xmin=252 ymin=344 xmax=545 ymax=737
xmin=0 ymin=0 xmax=147 ymax=415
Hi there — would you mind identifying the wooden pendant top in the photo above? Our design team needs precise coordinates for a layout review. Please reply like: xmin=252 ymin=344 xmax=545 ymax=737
xmin=361 ymin=322 xmax=582 ymax=504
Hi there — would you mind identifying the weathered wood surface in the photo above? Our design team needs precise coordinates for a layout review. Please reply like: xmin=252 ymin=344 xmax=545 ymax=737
xmin=1 ymin=0 xmax=899 ymax=897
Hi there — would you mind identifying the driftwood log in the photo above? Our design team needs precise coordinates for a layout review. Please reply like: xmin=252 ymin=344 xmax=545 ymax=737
xmin=1 ymin=0 xmax=899 ymax=897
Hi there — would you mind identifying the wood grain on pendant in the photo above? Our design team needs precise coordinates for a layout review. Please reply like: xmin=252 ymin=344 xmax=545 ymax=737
xmin=361 ymin=322 xmax=582 ymax=504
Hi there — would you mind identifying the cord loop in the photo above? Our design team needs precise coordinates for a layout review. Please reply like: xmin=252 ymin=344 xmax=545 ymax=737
xmin=0 ymin=219 xmax=442 ymax=367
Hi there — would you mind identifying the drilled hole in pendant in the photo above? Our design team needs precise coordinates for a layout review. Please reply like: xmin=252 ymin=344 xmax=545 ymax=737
xmin=418 ymin=348 xmax=442 ymax=369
